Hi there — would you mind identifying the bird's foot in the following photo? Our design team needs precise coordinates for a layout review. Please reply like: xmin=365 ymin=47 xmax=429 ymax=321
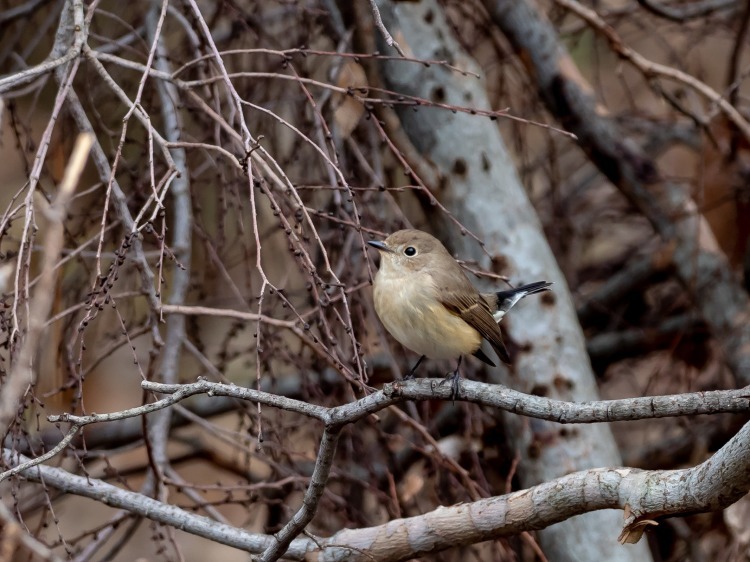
xmin=438 ymin=371 xmax=461 ymax=402
xmin=405 ymin=355 xmax=426 ymax=381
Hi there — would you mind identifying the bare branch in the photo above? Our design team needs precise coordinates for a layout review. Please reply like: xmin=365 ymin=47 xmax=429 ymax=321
xmin=0 ymin=0 xmax=84 ymax=94
xmin=259 ymin=427 xmax=341 ymax=561
xmin=635 ymin=0 xmax=736 ymax=22
xmin=484 ymin=0 xmax=750 ymax=387
xmin=43 ymin=378 xmax=750 ymax=430
xmin=142 ymin=0 xmax=193 ymax=480
xmin=0 ymin=133 xmax=93 ymax=433
xmin=368 ymin=0 xmax=407 ymax=57
xmin=4 ymin=418 xmax=750 ymax=559
xmin=554 ymin=0 xmax=750 ymax=143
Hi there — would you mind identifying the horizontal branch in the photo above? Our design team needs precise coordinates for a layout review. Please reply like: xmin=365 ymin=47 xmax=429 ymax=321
xmin=41 ymin=379 xmax=750 ymax=438
xmin=160 ymin=304 xmax=298 ymax=328
xmin=141 ymin=378 xmax=750 ymax=426
xmin=24 ymin=367 xmax=750 ymax=559
xmin=13 ymin=378 xmax=742 ymax=487
xmin=47 ymin=379 xmax=329 ymax=426
xmin=8 ymin=369 xmax=346 ymax=456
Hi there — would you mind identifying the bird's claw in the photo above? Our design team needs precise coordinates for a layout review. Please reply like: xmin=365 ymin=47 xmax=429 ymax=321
xmin=438 ymin=371 xmax=461 ymax=402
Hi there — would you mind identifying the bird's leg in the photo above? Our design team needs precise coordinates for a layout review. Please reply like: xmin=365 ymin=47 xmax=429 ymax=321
xmin=405 ymin=355 xmax=426 ymax=380
xmin=439 ymin=356 xmax=463 ymax=402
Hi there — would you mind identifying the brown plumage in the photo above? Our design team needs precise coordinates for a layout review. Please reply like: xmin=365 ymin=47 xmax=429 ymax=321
xmin=368 ymin=229 xmax=551 ymax=396
xmin=438 ymin=283 xmax=511 ymax=364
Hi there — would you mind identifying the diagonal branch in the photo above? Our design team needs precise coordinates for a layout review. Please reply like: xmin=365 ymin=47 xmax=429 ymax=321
xmin=258 ymin=427 xmax=341 ymax=561
xmin=484 ymin=0 xmax=750 ymax=387
xmin=4 ymin=418 xmax=750 ymax=560
xmin=0 ymin=0 xmax=85 ymax=94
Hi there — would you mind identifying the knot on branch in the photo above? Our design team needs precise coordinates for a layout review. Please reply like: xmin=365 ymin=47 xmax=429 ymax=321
xmin=382 ymin=381 xmax=403 ymax=398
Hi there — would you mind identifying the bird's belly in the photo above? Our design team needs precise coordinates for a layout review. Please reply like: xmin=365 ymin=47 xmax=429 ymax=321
xmin=374 ymin=278 xmax=481 ymax=359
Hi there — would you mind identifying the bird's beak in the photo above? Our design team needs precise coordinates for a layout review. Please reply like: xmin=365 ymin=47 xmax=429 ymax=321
xmin=367 ymin=240 xmax=393 ymax=253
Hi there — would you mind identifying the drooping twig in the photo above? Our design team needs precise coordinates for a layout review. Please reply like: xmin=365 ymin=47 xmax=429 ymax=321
xmin=142 ymin=0 xmax=193 ymax=481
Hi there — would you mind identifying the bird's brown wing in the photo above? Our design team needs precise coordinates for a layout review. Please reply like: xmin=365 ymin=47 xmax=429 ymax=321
xmin=440 ymin=290 xmax=511 ymax=364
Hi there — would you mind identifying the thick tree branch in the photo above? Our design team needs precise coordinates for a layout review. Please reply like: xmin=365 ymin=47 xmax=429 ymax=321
xmin=43 ymin=378 xmax=750 ymax=429
xmin=484 ymin=0 xmax=750 ymax=387
xmin=4 ymin=418 xmax=750 ymax=560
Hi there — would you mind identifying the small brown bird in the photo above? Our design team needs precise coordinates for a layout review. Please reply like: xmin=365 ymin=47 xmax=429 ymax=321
xmin=368 ymin=229 xmax=551 ymax=397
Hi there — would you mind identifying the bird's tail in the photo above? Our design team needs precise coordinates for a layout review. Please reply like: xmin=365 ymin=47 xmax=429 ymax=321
xmin=490 ymin=281 xmax=552 ymax=323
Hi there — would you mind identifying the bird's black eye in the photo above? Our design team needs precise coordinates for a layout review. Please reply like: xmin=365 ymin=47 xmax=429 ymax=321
xmin=404 ymin=246 xmax=417 ymax=256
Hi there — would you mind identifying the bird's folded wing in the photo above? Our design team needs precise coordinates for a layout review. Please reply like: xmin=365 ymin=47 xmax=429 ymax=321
xmin=440 ymin=291 xmax=511 ymax=364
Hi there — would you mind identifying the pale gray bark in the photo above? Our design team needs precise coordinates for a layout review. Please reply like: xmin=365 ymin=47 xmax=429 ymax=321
xmin=373 ymin=1 xmax=652 ymax=560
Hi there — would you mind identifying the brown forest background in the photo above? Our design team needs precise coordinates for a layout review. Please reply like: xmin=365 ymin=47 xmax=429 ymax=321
xmin=2 ymin=0 xmax=750 ymax=561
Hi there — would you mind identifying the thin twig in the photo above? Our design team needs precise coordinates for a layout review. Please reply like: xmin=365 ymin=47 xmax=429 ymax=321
xmin=0 ymin=133 xmax=93 ymax=434
xmin=259 ymin=427 xmax=341 ymax=561
xmin=555 ymin=0 xmax=750 ymax=143
xmin=368 ymin=0 xmax=407 ymax=57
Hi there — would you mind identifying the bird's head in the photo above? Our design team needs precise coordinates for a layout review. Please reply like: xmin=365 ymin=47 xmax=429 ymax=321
xmin=367 ymin=229 xmax=449 ymax=276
